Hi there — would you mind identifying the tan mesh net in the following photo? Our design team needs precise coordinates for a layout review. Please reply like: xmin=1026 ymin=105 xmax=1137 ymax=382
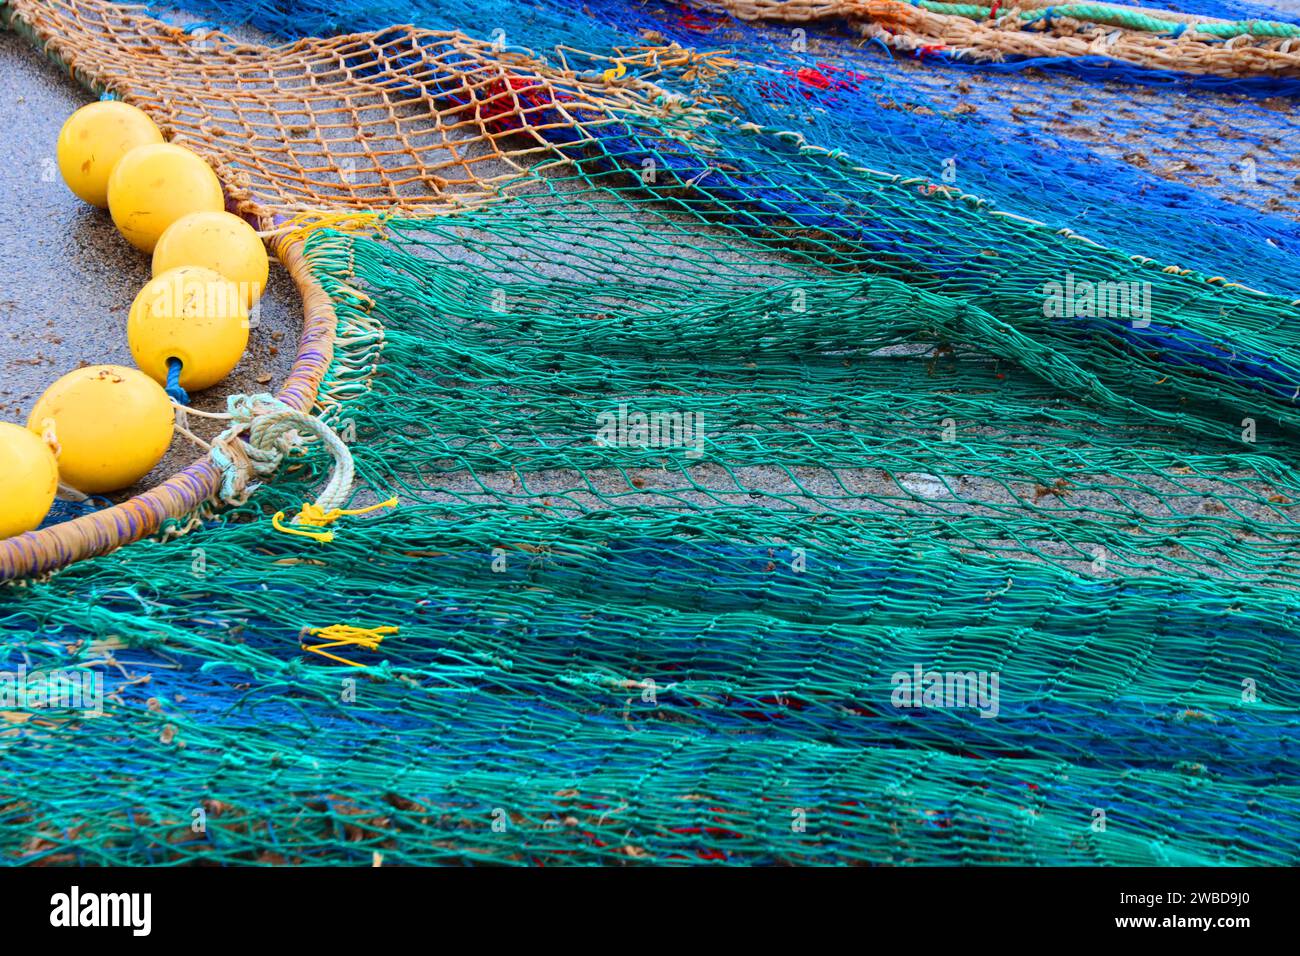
xmin=5 ymin=0 xmax=665 ymax=225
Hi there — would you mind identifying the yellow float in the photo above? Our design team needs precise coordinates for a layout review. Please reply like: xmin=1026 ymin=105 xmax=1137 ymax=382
xmin=56 ymin=100 xmax=163 ymax=208
xmin=0 ymin=422 xmax=59 ymax=539
xmin=28 ymin=365 xmax=174 ymax=494
xmin=129 ymin=266 xmax=250 ymax=395
xmin=153 ymin=211 xmax=270 ymax=309
xmin=107 ymin=143 xmax=224 ymax=252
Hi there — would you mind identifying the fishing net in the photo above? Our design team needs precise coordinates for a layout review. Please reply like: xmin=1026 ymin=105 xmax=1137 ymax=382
xmin=7 ymin=0 xmax=669 ymax=220
xmin=1 ymin=0 xmax=1298 ymax=865
xmin=155 ymin=0 xmax=1300 ymax=296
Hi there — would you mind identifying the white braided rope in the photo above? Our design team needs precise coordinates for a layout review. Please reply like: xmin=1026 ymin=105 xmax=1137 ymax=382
xmin=209 ymin=393 xmax=354 ymax=519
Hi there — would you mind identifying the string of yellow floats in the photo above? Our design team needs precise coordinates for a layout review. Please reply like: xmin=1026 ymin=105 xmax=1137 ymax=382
xmin=4 ymin=99 xmax=400 ymax=668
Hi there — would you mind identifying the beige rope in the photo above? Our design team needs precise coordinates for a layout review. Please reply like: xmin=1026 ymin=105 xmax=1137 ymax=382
xmin=702 ymin=0 xmax=1300 ymax=77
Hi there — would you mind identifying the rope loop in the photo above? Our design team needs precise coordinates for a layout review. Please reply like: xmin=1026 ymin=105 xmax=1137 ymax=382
xmin=208 ymin=392 xmax=398 ymax=542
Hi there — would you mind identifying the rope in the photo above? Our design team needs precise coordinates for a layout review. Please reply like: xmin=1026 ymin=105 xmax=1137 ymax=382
xmin=299 ymin=624 xmax=397 ymax=667
xmin=164 ymin=357 xmax=190 ymax=406
xmin=207 ymin=392 xmax=397 ymax=541
xmin=272 ymin=498 xmax=400 ymax=544
xmin=699 ymin=0 xmax=1300 ymax=81
xmin=910 ymin=2 xmax=1300 ymax=38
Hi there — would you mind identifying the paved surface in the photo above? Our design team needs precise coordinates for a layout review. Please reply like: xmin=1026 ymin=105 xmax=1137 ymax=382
xmin=0 ymin=30 xmax=299 ymax=499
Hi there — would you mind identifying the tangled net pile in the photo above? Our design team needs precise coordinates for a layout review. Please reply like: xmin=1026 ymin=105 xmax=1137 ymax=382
xmin=1 ymin=0 xmax=1298 ymax=864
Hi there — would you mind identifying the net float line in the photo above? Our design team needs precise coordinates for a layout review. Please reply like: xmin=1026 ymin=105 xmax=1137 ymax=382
xmin=696 ymin=0 xmax=1300 ymax=79
xmin=0 ymin=235 xmax=336 ymax=582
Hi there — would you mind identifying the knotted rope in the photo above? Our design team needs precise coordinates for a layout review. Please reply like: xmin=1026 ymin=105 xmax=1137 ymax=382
xmin=206 ymin=392 xmax=396 ymax=542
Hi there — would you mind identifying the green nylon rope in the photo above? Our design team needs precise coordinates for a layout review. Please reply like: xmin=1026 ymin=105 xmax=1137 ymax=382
xmin=914 ymin=1 xmax=1300 ymax=38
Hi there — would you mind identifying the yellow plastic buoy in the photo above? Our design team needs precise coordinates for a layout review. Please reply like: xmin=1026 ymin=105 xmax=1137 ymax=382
xmin=0 ymin=422 xmax=59 ymax=539
xmin=28 ymin=365 xmax=174 ymax=494
xmin=129 ymin=266 xmax=250 ymax=392
xmin=153 ymin=211 xmax=270 ymax=309
xmin=107 ymin=143 xmax=224 ymax=252
xmin=56 ymin=101 xmax=163 ymax=208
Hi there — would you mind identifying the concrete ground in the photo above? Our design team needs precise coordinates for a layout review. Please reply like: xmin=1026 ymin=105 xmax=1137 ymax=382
xmin=0 ymin=29 xmax=299 ymax=500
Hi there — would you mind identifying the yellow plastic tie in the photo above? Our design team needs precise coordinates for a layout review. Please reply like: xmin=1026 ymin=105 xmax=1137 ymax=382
xmin=300 ymin=624 xmax=398 ymax=667
xmin=273 ymin=497 xmax=399 ymax=544
xmin=603 ymin=61 xmax=627 ymax=81
xmin=269 ymin=210 xmax=391 ymax=247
